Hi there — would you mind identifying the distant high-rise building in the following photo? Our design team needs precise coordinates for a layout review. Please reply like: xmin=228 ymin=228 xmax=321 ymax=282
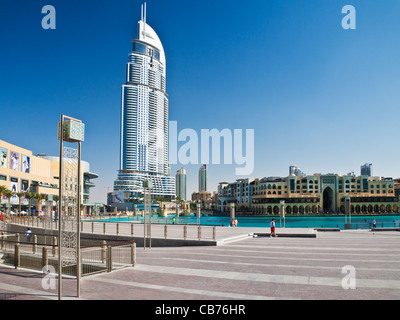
xmin=289 ymin=165 xmax=306 ymax=177
xmin=199 ymin=164 xmax=208 ymax=192
xmin=176 ymin=168 xmax=186 ymax=200
xmin=113 ymin=3 xmax=175 ymax=200
xmin=361 ymin=163 xmax=373 ymax=176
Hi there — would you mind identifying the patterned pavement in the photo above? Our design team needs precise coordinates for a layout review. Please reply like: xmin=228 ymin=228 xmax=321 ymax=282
xmin=0 ymin=229 xmax=399 ymax=300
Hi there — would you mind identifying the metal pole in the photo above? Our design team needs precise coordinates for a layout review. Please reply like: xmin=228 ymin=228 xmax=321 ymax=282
xmin=76 ymin=141 xmax=81 ymax=297
xmin=58 ymin=114 xmax=64 ymax=300
xmin=144 ymin=186 xmax=146 ymax=250
xmin=149 ymin=187 xmax=151 ymax=249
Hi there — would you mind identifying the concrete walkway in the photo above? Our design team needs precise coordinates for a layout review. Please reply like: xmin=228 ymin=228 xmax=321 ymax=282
xmin=0 ymin=225 xmax=399 ymax=300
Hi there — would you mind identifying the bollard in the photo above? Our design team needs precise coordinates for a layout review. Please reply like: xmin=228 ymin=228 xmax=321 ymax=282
xmin=103 ymin=222 xmax=106 ymax=234
xmin=1 ymin=232 xmax=4 ymax=250
xmin=131 ymin=243 xmax=136 ymax=267
xmin=213 ymin=226 xmax=216 ymax=241
xmin=101 ymin=241 xmax=107 ymax=263
xmin=107 ymin=246 xmax=112 ymax=272
xmin=52 ymin=237 xmax=57 ymax=257
xmin=198 ymin=226 xmax=202 ymax=240
xmin=14 ymin=243 xmax=20 ymax=269
xmin=164 ymin=225 xmax=168 ymax=239
xmin=32 ymin=235 xmax=37 ymax=254
xmin=131 ymin=223 xmax=134 ymax=236
xmin=92 ymin=222 xmax=94 ymax=233
xmin=116 ymin=223 xmax=119 ymax=235
xmin=148 ymin=224 xmax=152 ymax=249
xmin=184 ymin=225 xmax=187 ymax=240
xmin=42 ymin=247 xmax=48 ymax=269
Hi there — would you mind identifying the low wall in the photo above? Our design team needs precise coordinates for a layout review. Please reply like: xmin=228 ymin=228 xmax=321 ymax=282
xmin=7 ymin=224 xmax=218 ymax=247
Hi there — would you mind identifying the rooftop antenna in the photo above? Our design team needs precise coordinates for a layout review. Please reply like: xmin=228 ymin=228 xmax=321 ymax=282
xmin=141 ymin=2 xmax=147 ymax=39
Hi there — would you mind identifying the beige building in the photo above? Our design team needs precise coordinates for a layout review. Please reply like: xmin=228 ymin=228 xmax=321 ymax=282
xmin=218 ymin=174 xmax=399 ymax=215
xmin=0 ymin=139 xmax=99 ymax=214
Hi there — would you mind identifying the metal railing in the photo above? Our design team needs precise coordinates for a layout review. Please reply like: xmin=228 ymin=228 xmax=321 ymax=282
xmin=0 ymin=231 xmax=136 ymax=277
xmin=80 ymin=221 xmax=218 ymax=241
xmin=8 ymin=216 xmax=219 ymax=241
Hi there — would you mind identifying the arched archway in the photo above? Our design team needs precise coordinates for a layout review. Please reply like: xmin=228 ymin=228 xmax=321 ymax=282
xmin=323 ymin=187 xmax=334 ymax=212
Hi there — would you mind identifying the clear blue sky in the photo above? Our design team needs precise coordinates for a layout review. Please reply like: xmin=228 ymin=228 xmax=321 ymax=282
xmin=1 ymin=0 xmax=400 ymax=203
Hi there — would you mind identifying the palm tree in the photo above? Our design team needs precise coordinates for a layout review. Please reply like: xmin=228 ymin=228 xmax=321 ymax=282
xmin=25 ymin=192 xmax=35 ymax=216
xmin=3 ymin=189 xmax=15 ymax=216
xmin=16 ymin=192 xmax=25 ymax=216
xmin=0 ymin=185 xmax=8 ymax=213
xmin=34 ymin=193 xmax=47 ymax=216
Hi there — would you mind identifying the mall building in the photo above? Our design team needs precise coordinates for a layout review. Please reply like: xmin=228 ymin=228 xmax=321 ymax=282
xmin=0 ymin=139 xmax=101 ymax=215
xmin=218 ymin=173 xmax=399 ymax=215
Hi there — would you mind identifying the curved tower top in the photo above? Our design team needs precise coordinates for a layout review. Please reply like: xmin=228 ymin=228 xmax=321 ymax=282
xmin=137 ymin=20 xmax=166 ymax=68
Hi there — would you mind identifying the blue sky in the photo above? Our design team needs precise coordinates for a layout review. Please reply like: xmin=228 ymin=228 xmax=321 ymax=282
xmin=1 ymin=0 xmax=400 ymax=203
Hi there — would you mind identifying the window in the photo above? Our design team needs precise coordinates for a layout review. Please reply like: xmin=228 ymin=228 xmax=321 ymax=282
xmin=0 ymin=175 xmax=6 ymax=181
xmin=133 ymin=42 xmax=147 ymax=55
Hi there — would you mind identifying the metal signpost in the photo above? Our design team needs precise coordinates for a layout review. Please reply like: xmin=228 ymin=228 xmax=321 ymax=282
xmin=58 ymin=115 xmax=84 ymax=300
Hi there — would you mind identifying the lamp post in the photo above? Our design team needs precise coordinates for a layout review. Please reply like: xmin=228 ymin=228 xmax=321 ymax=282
xmin=57 ymin=115 xmax=84 ymax=300
xmin=229 ymin=203 xmax=235 ymax=225
xmin=176 ymin=201 xmax=180 ymax=223
xmin=344 ymin=196 xmax=351 ymax=229
xmin=280 ymin=200 xmax=285 ymax=228
xmin=143 ymin=180 xmax=152 ymax=249
xmin=196 ymin=203 xmax=201 ymax=225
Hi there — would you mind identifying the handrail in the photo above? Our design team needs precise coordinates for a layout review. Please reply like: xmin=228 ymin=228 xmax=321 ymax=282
xmin=81 ymin=240 xmax=136 ymax=249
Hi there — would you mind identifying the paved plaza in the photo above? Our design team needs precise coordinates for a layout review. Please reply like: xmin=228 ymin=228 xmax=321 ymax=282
xmin=0 ymin=226 xmax=399 ymax=300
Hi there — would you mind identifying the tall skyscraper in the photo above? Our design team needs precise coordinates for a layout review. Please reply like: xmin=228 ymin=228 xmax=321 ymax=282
xmin=113 ymin=3 xmax=175 ymax=200
xmin=361 ymin=163 xmax=373 ymax=176
xmin=175 ymin=168 xmax=186 ymax=200
xmin=199 ymin=164 xmax=208 ymax=192
xmin=289 ymin=165 xmax=306 ymax=177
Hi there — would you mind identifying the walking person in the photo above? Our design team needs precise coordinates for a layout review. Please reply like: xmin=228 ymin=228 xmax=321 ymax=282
xmin=372 ymin=219 xmax=376 ymax=229
xmin=25 ymin=228 xmax=32 ymax=242
xmin=270 ymin=219 xmax=277 ymax=238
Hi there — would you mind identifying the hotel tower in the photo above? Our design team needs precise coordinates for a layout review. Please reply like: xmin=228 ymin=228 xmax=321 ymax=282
xmin=113 ymin=3 xmax=175 ymax=201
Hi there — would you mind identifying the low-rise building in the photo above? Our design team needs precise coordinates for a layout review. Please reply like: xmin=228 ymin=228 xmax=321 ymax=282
xmin=218 ymin=173 xmax=399 ymax=215
xmin=0 ymin=139 xmax=100 ymax=215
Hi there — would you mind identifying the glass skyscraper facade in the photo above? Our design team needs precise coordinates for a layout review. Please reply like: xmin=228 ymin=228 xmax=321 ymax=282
xmin=175 ymin=168 xmax=186 ymax=200
xmin=113 ymin=11 xmax=175 ymax=200
xmin=361 ymin=163 xmax=373 ymax=177
xmin=199 ymin=164 xmax=208 ymax=192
